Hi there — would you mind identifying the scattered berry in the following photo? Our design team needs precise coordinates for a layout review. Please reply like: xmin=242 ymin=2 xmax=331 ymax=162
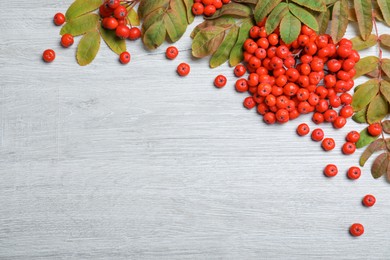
xmin=177 ymin=63 xmax=190 ymax=76
xmin=362 ymin=194 xmax=376 ymax=207
xmin=166 ymin=46 xmax=179 ymax=60
xmin=350 ymin=223 xmax=364 ymax=237
xmin=311 ymin=128 xmax=324 ymax=141
xmin=297 ymin=123 xmax=310 ymax=136
xmin=324 ymin=164 xmax=338 ymax=177
xmin=119 ymin=51 xmax=131 ymax=64
xmin=346 ymin=131 xmax=360 ymax=143
xmin=322 ymin=138 xmax=335 ymax=151
xmin=128 ymin=27 xmax=141 ymax=40
xmin=347 ymin=166 xmax=361 ymax=180
xmin=214 ymin=75 xmax=227 ymax=88
xmin=42 ymin=49 xmax=55 ymax=63
xmin=342 ymin=142 xmax=356 ymax=155
xmin=53 ymin=13 xmax=66 ymax=26
xmin=60 ymin=34 xmax=74 ymax=48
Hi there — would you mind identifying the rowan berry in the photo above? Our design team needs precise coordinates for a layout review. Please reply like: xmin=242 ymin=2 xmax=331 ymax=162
xmin=367 ymin=123 xmax=382 ymax=136
xmin=289 ymin=109 xmax=300 ymax=120
xmin=234 ymin=64 xmax=246 ymax=77
xmin=270 ymin=57 xmax=283 ymax=70
xmin=108 ymin=0 xmax=120 ymax=9
xmin=297 ymin=101 xmax=311 ymax=114
xmin=60 ymin=34 xmax=74 ymax=48
xmin=248 ymin=56 xmax=261 ymax=69
xmin=244 ymin=40 xmax=258 ymax=54
xmin=177 ymin=63 xmax=190 ymax=76
xmin=315 ymin=99 xmax=329 ymax=113
xmin=312 ymin=112 xmax=324 ymax=124
xmin=362 ymin=194 xmax=376 ymax=207
xmin=202 ymin=0 xmax=213 ymax=4
xmin=53 ymin=13 xmax=66 ymax=26
xmin=265 ymin=94 xmax=277 ymax=107
xmin=258 ymin=83 xmax=272 ymax=96
xmin=114 ymin=5 xmax=127 ymax=19
xmin=257 ymin=103 xmax=269 ymax=115
xmin=342 ymin=59 xmax=355 ymax=71
xmin=300 ymin=63 xmax=311 ymax=76
xmin=301 ymin=25 xmax=314 ymax=36
xmin=273 ymin=68 xmax=286 ymax=77
xmin=297 ymin=123 xmax=310 ymax=136
xmin=42 ymin=49 xmax=55 ymax=63
xmin=333 ymin=116 xmax=346 ymax=129
xmin=268 ymin=33 xmax=279 ymax=45
xmin=296 ymin=88 xmax=310 ymax=101
xmin=317 ymin=47 xmax=330 ymax=58
xmin=263 ymin=112 xmax=276 ymax=124
xmin=235 ymin=79 xmax=248 ymax=92
xmin=204 ymin=4 xmax=217 ymax=16
xmin=128 ymin=27 xmax=141 ymax=40
xmin=309 ymin=72 xmax=321 ymax=85
xmin=339 ymin=105 xmax=353 ymax=118
xmin=248 ymin=73 xmax=259 ymax=87
xmin=324 ymin=74 xmax=336 ymax=88
xmin=311 ymin=128 xmax=324 ymax=141
xmin=337 ymin=45 xmax=352 ymax=58
xmin=323 ymin=109 xmax=337 ymax=122
xmin=308 ymin=93 xmax=319 ymax=106
xmin=276 ymin=45 xmax=289 ymax=59
xmin=276 ymin=95 xmax=289 ymax=109
xmin=322 ymin=138 xmax=335 ymax=151
xmin=284 ymin=57 xmax=296 ymax=68
xmin=271 ymin=86 xmax=283 ymax=97
xmin=304 ymin=42 xmax=317 ymax=56
xmin=257 ymin=38 xmax=269 ymax=49
xmin=192 ymin=3 xmax=204 ymax=15
xmin=165 ymin=46 xmax=179 ymax=60
xmin=276 ymin=109 xmax=289 ymax=123
xmin=212 ymin=0 xmax=223 ymax=9
xmin=315 ymin=35 xmax=329 ymax=48
xmin=119 ymin=51 xmax=131 ymax=64
xmin=350 ymin=223 xmax=364 ymax=237
xmin=324 ymin=164 xmax=338 ymax=177
xmin=117 ymin=19 xmax=127 ymax=26
xmin=99 ymin=4 xmax=113 ymax=17
xmin=327 ymin=59 xmax=342 ymax=72
xmin=347 ymin=166 xmax=361 ymax=180
xmin=348 ymin=50 xmax=360 ymax=63
xmin=283 ymin=83 xmax=299 ymax=96
xmin=243 ymin=97 xmax=256 ymax=109
xmin=346 ymin=131 xmax=360 ymax=143
xmin=298 ymin=35 xmax=309 ymax=46
xmin=286 ymin=68 xmax=299 ymax=82
xmin=342 ymin=142 xmax=356 ymax=155
xmin=102 ymin=17 xmax=119 ymax=30
xmin=275 ymin=75 xmax=288 ymax=87
xmin=116 ymin=25 xmax=130 ymax=39
xmin=214 ymin=75 xmax=227 ymax=88
xmin=340 ymin=93 xmax=352 ymax=105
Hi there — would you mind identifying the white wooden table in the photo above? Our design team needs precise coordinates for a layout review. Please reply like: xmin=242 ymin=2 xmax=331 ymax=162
xmin=1 ymin=1 xmax=390 ymax=259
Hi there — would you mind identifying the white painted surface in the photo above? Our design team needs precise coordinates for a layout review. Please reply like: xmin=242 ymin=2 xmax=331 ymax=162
xmin=1 ymin=2 xmax=390 ymax=259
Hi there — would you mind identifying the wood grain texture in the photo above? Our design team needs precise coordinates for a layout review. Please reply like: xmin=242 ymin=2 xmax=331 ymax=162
xmin=1 ymin=2 xmax=390 ymax=259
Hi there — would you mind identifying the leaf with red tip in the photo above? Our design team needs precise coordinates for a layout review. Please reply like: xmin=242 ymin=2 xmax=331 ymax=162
xmin=192 ymin=26 xmax=226 ymax=58
xmin=354 ymin=0 xmax=373 ymax=40
xmin=371 ymin=153 xmax=388 ymax=179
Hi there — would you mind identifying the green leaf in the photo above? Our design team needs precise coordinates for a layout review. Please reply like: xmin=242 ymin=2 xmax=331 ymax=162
xmin=352 ymin=79 xmax=380 ymax=111
xmin=142 ymin=8 xmax=164 ymax=31
xmin=65 ymin=0 xmax=102 ymax=20
xmin=290 ymin=0 xmax=327 ymax=12
xmin=254 ymin=0 xmax=282 ymax=22
xmin=192 ymin=26 xmax=226 ymax=58
xmin=280 ymin=12 xmax=301 ymax=44
xmin=182 ymin=0 xmax=195 ymax=24
xmin=373 ymin=1 xmax=385 ymax=22
xmin=229 ymin=18 xmax=253 ymax=66
xmin=354 ymin=56 xmax=380 ymax=78
xmin=210 ymin=25 xmax=239 ymax=68
xmin=289 ymin=3 xmax=319 ymax=31
xmin=377 ymin=0 xmax=390 ymax=25
xmin=367 ymin=94 xmax=389 ymax=124
xmin=330 ymin=0 xmax=349 ymax=43
xmin=381 ymin=59 xmax=390 ymax=77
xmin=316 ymin=9 xmax=330 ymax=34
xmin=126 ymin=8 xmax=140 ymax=26
xmin=380 ymin=34 xmax=390 ymax=48
xmin=356 ymin=127 xmax=379 ymax=148
xmin=163 ymin=0 xmax=188 ymax=42
xmin=382 ymin=120 xmax=390 ymax=134
xmin=380 ymin=80 xmax=390 ymax=103
xmin=233 ymin=0 xmax=258 ymax=4
xmin=76 ymin=30 xmax=100 ymax=66
xmin=353 ymin=106 xmax=368 ymax=123
xmin=325 ymin=0 xmax=338 ymax=4
xmin=371 ymin=153 xmax=388 ymax=178
xmin=207 ymin=2 xmax=252 ymax=19
xmin=142 ymin=20 xmax=167 ymax=49
xmin=360 ymin=138 xmax=386 ymax=166
xmin=138 ymin=0 xmax=168 ymax=18
xmin=351 ymin=34 xmax=378 ymax=51
xmin=60 ymin=13 xmax=99 ymax=36
xmin=266 ymin=3 xmax=289 ymax=34
xmin=354 ymin=0 xmax=373 ymax=40
xmin=99 ymin=26 xmax=126 ymax=55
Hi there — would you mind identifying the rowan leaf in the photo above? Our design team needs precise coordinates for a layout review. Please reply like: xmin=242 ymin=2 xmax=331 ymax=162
xmin=254 ymin=0 xmax=282 ymax=22
xmin=354 ymin=0 xmax=373 ymax=40
xmin=138 ymin=0 xmax=168 ymax=18
xmin=316 ymin=9 xmax=330 ymax=34
xmin=289 ymin=3 xmax=319 ymax=31
xmin=352 ymin=79 xmax=380 ymax=111
xmin=163 ymin=0 xmax=188 ymax=42
xmin=191 ymin=17 xmax=235 ymax=39
xmin=232 ymin=0 xmax=258 ymax=4
xmin=348 ymin=8 xmax=357 ymax=21
xmin=126 ymin=7 xmax=140 ymax=26
xmin=381 ymin=59 xmax=390 ymax=77
xmin=65 ymin=0 xmax=102 ymax=20
xmin=367 ymin=94 xmax=389 ymax=124
xmin=291 ymin=0 xmax=327 ymax=12
xmin=373 ymin=1 xmax=385 ymax=22
xmin=351 ymin=34 xmax=377 ymax=51
xmin=353 ymin=106 xmax=368 ymax=123
xmin=371 ymin=153 xmax=388 ymax=178
xmin=382 ymin=120 xmax=390 ymax=134
xmin=354 ymin=56 xmax=380 ymax=78
xmin=142 ymin=8 xmax=164 ymax=31
xmin=60 ymin=13 xmax=99 ymax=36
xmin=360 ymin=138 xmax=385 ymax=166
xmin=210 ymin=25 xmax=239 ymax=68
xmin=266 ymin=3 xmax=289 ymax=34
xmin=99 ymin=26 xmax=126 ymax=55
xmin=76 ymin=30 xmax=100 ymax=66
xmin=325 ymin=0 xmax=338 ymax=4
xmin=356 ymin=127 xmax=379 ymax=148
xmin=380 ymin=34 xmax=390 ymax=48
xmin=380 ymin=80 xmax=390 ymax=103
xmin=182 ymin=0 xmax=195 ymax=24
xmin=229 ymin=18 xmax=254 ymax=66
xmin=142 ymin=20 xmax=166 ymax=49
xmin=378 ymin=0 xmax=390 ymax=25
xmin=207 ymin=2 xmax=252 ymax=19
xmin=192 ymin=26 xmax=226 ymax=58
xmin=330 ymin=0 xmax=349 ymax=43
xmin=280 ymin=12 xmax=301 ymax=44
xmin=387 ymin=160 xmax=390 ymax=181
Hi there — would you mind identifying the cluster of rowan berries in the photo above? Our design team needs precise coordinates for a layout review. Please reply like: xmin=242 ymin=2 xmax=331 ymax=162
xmin=192 ymin=0 xmax=230 ymax=17
xmin=234 ymin=22 xmax=359 ymax=128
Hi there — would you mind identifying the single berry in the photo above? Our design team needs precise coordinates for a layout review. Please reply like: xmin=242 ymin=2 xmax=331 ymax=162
xmin=311 ymin=128 xmax=324 ymax=142
xmin=177 ymin=63 xmax=190 ymax=76
xmin=214 ymin=75 xmax=227 ymax=88
xmin=102 ymin=17 xmax=119 ymax=30
xmin=53 ymin=13 xmax=66 ymax=26
xmin=192 ymin=3 xmax=204 ymax=15
xmin=367 ymin=123 xmax=382 ymax=137
xmin=234 ymin=64 xmax=246 ymax=77
xmin=350 ymin=223 xmax=364 ymax=237
xmin=119 ymin=51 xmax=131 ymax=64
xmin=60 ymin=34 xmax=74 ymax=48
xmin=203 ymin=4 xmax=216 ymax=16
xmin=297 ymin=123 xmax=310 ymax=136
xmin=116 ymin=25 xmax=130 ymax=39
xmin=347 ymin=166 xmax=361 ymax=180
xmin=346 ymin=131 xmax=360 ymax=143
xmin=128 ymin=27 xmax=141 ymax=40
xmin=342 ymin=142 xmax=356 ymax=155
xmin=108 ymin=0 xmax=120 ymax=9
xmin=324 ymin=164 xmax=338 ymax=177
xmin=362 ymin=194 xmax=376 ymax=207
xmin=322 ymin=138 xmax=335 ymax=151
xmin=114 ymin=6 xmax=128 ymax=19
xmin=42 ymin=49 xmax=55 ymax=62
xmin=243 ymin=97 xmax=256 ymax=109
xmin=166 ymin=46 xmax=179 ymax=60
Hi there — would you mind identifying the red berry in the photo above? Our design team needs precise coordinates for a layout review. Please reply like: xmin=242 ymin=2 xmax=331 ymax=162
xmin=367 ymin=123 xmax=382 ymax=137
xmin=243 ymin=97 xmax=256 ymax=109
xmin=324 ymin=164 xmax=338 ymax=177
xmin=214 ymin=75 xmax=227 ymax=88
xmin=333 ymin=116 xmax=346 ymax=129
xmin=346 ymin=131 xmax=360 ymax=143
xmin=350 ymin=223 xmax=364 ymax=237
xmin=60 ymin=34 xmax=74 ymax=48
xmin=234 ymin=64 xmax=247 ymax=77
xmin=177 ymin=63 xmax=190 ymax=76
xmin=235 ymin=79 xmax=248 ymax=92
xmin=347 ymin=166 xmax=361 ymax=180
xmin=166 ymin=46 xmax=179 ymax=60
xmin=119 ymin=51 xmax=131 ymax=64
xmin=342 ymin=142 xmax=356 ymax=155
xmin=42 ymin=49 xmax=55 ymax=63
xmin=362 ymin=194 xmax=376 ymax=207
xmin=322 ymin=138 xmax=335 ymax=151
xmin=192 ymin=3 xmax=204 ymax=15
xmin=203 ymin=4 xmax=216 ymax=16
xmin=53 ymin=13 xmax=66 ymax=26
xmin=114 ymin=6 xmax=127 ymax=19
xmin=102 ymin=17 xmax=119 ymax=30
xmin=128 ymin=27 xmax=141 ymax=40
xmin=108 ymin=0 xmax=120 ymax=9
xmin=116 ymin=25 xmax=130 ymax=39
xmin=297 ymin=123 xmax=310 ymax=136
xmin=311 ymin=128 xmax=324 ymax=141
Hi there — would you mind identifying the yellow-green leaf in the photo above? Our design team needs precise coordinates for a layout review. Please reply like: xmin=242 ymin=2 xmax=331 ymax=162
xmin=182 ymin=0 xmax=195 ymax=24
xmin=138 ymin=0 xmax=168 ymax=18
xmin=143 ymin=20 xmax=167 ymax=49
xmin=354 ymin=56 xmax=380 ymax=78
xmin=207 ymin=2 xmax=252 ymax=19
xmin=163 ymin=0 xmax=187 ymax=42
xmin=354 ymin=0 xmax=373 ymax=40
xmin=210 ymin=25 xmax=239 ymax=68
xmin=316 ymin=9 xmax=330 ymax=34
xmin=381 ymin=58 xmax=390 ymax=76
xmin=371 ymin=153 xmax=388 ymax=178
xmin=233 ymin=0 xmax=258 ymax=4
xmin=280 ymin=12 xmax=301 ymax=44
xmin=380 ymin=34 xmax=390 ymax=48
xmin=99 ymin=26 xmax=126 ymax=55
xmin=192 ymin=26 xmax=226 ymax=58
xmin=351 ymin=34 xmax=377 ymax=50
xmin=367 ymin=94 xmax=389 ymax=124
xmin=191 ymin=17 xmax=235 ymax=39
xmin=373 ymin=1 xmax=385 ymax=22
xmin=266 ymin=3 xmax=289 ymax=35
xmin=60 ymin=13 xmax=99 ymax=36
xmin=356 ymin=127 xmax=379 ymax=148
xmin=353 ymin=106 xmax=368 ymax=123
xmin=291 ymin=0 xmax=327 ymax=12
xmin=126 ymin=8 xmax=140 ymax=26
xmin=378 ymin=0 xmax=390 ymax=25
xmin=142 ymin=8 xmax=164 ymax=31
xmin=254 ymin=0 xmax=282 ymax=22
xmin=383 ymin=120 xmax=390 ymax=134
xmin=289 ymin=3 xmax=319 ymax=31
xmin=330 ymin=0 xmax=349 ymax=43
xmin=65 ymin=0 xmax=102 ymax=20
xmin=229 ymin=18 xmax=253 ymax=66
xmin=360 ymin=138 xmax=386 ymax=166
xmin=352 ymin=79 xmax=380 ymax=111
xmin=76 ymin=30 xmax=100 ymax=66
xmin=380 ymin=80 xmax=390 ymax=103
